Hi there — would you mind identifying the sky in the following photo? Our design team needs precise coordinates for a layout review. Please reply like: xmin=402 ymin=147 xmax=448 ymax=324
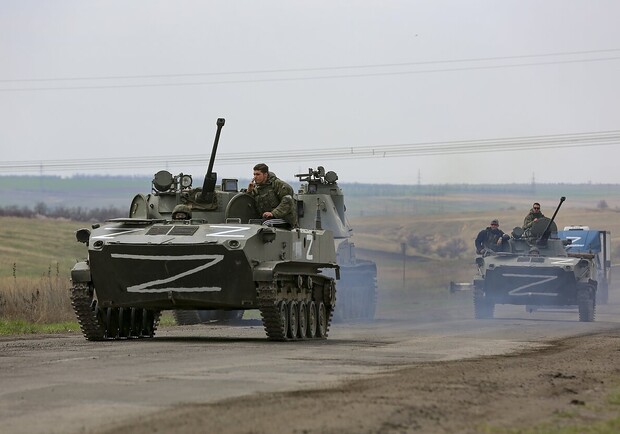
xmin=1 ymin=0 xmax=619 ymax=185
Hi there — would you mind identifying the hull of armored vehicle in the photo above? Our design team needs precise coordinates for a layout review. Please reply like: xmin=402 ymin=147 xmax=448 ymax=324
xmin=473 ymin=211 xmax=597 ymax=322
xmin=71 ymin=219 xmax=337 ymax=340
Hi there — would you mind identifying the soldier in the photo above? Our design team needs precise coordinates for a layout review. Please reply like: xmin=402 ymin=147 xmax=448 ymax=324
xmin=475 ymin=218 xmax=509 ymax=254
xmin=171 ymin=204 xmax=192 ymax=220
xmin=523 ymin=202 xmax=545 ymax=230
xmin=247 ymin=163 xmax=298 ymax=228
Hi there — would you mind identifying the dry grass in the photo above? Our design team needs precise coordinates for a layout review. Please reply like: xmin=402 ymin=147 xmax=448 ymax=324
xmin=0 ymin=275 xmax=74 ymax=323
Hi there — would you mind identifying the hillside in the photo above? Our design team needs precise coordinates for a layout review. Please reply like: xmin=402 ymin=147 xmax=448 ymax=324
xmin=2 ymin=174 xmax=620 ymax=217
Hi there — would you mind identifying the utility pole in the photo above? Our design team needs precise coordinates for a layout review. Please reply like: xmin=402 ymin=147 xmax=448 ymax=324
xmin=400 ymin=242 xmax=407 ymax=289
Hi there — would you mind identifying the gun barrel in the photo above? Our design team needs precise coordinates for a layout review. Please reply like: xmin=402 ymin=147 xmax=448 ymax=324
xmin=200 ymin=118 xmax=225 ymax=201
xmin=541 ymin=196 xmax=565 ymax=240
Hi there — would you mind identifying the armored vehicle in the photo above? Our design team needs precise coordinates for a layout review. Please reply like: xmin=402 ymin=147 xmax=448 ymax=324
xmin=294 ymin=167 xmax=377 ymax=322
xmin=472 ymin=197 xmax=597 ymax=322
xmin=70 ymin=118 xmax=339 ymax=341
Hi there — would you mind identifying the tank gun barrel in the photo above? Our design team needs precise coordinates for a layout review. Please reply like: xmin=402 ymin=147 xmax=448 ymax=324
xmin=200 ymin=118 xmax=225 ymax=202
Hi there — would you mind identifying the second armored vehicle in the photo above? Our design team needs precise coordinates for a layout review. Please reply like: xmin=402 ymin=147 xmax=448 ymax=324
xmin=472 ymin=197 xmax=598 ymax=322
xmin=294 ymin=167 xmax=377 ymax=322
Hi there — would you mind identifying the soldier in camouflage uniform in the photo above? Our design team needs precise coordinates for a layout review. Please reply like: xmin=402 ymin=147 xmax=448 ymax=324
xmin=247 ymin=163 xmax=298 ymax=228
xmin=522 ymin=202 xmax=545 ymax=230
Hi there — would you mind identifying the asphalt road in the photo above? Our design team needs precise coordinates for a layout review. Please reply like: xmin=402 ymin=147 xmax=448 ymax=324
xmin=1 ymin=302 xmax=619 ymax=434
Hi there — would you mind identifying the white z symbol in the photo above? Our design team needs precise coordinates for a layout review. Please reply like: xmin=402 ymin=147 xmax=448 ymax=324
xmin=503 ymin=273 xmax=559 ymax=296
xmin=306 ymin=234 xmax=314 ymax=260
xmin=207 ymin=225 xmax=251 ymax=238
xmin=110 ymin=253 xmax=224 ymax=293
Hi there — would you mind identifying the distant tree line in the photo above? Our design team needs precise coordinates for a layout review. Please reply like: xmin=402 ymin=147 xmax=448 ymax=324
xmin=0 ymin=202 xmax=125 ymax=222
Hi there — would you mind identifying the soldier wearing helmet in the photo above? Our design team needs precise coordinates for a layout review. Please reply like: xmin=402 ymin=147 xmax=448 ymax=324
xmin=171 ymin=204 xmax=192 ymax=220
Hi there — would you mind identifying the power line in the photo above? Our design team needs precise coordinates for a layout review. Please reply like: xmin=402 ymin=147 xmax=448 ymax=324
xmin=2 ymin=55 xmax=620 ymax=92
xmin=1 ymin=130 xmax=618 ymax=174
xmin=2 ymin=48 xmax=620 ymax=83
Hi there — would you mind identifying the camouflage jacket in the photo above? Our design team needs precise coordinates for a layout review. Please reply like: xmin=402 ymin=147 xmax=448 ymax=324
xmin=249 ymin=172 xmax=298 ymax=227
xmin=523 ymin=209 xmax=545 ymax=230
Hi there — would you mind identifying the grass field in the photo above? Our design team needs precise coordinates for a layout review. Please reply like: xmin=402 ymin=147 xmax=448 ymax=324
xmin=1 ymin=199 xmax=618 ymax=327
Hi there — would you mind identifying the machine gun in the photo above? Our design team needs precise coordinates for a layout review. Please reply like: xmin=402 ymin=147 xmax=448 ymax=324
xmin=199 ymin=118 xmax=226 ymax=203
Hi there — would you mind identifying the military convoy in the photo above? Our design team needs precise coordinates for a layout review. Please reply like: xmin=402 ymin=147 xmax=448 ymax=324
xmin=70 ymin=119 xmax=339 ymax=341
xmin=472 ymin=197 xmax=598 ymax=322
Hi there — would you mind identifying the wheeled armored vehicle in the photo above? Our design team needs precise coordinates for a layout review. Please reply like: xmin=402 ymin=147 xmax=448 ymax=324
xmin=473 ymin=197 xmax=597 ymax=322
xmin=70 ymin=119 xmax=339 ymax=341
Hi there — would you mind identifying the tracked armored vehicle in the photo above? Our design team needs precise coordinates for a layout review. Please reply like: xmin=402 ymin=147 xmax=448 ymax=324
xmin=294 ymin=167 xmax=377 ymax=322
xmin=473 ymin=197 xmax=597 ymax=322
xmin=70 ymin=119 xmax=339 ymax=341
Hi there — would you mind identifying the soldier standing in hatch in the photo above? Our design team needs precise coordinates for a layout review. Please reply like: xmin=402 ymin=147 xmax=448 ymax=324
xmin=247 ymin=163 xmax=298 ymax=228
xmin=522 ymin=202 xmax=545 ymax=230
xmin=475 ymin=219 xmax=509 ymax=254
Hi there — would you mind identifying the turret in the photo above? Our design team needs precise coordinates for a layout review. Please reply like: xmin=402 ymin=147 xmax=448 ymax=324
xmin=199 ymin=118 xmax=226 ymax=203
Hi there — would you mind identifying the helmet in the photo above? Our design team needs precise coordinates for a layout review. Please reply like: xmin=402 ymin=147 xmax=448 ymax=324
xmin=491 ymin=219 xmax=499 ymax=225
xmin=171 ymin=204 xmax=192 ymax=220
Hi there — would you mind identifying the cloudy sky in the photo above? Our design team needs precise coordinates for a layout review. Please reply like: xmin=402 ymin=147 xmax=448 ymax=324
xmin=1 ymin=0 xmax=619 ymax=184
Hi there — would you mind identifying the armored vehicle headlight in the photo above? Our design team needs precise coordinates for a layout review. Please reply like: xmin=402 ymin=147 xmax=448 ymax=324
xmin=180 ymin=174 xmax=192 ymax=188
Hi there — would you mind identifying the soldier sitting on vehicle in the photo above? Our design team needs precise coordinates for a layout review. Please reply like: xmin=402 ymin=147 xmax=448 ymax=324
xmin=475 ymin=219 xmax=510 ymax=254
xmin=247 ymin=163 xmax=298 ymax=229
xmin=523 ymin=202 xmax=545 ymax=231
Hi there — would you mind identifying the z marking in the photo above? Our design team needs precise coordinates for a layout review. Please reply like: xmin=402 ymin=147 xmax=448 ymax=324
xmin=503 ymin=273 xmax=559 ymax=296
xmin=110 ymin=253 xmax=224 ymax=293
xmin=207 ymin=225 xmax=251 ymax=238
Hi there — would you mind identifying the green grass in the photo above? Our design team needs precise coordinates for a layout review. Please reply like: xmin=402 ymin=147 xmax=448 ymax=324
xmin=0 ymin=216 xmax=86 ymax=278
xmin=0 ymin=320 xmax=80 ymax=335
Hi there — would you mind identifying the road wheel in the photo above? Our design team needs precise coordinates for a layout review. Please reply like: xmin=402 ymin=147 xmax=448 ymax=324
xmin=288 ymin=301 xmax=298 ymax=339
xmin=307 ymin=301 xmax=317 ymax=338
xmin=297 ymin=301 xmax=308 ymax=339
xmin=278 ymin=301 xmax=289 ymax=339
